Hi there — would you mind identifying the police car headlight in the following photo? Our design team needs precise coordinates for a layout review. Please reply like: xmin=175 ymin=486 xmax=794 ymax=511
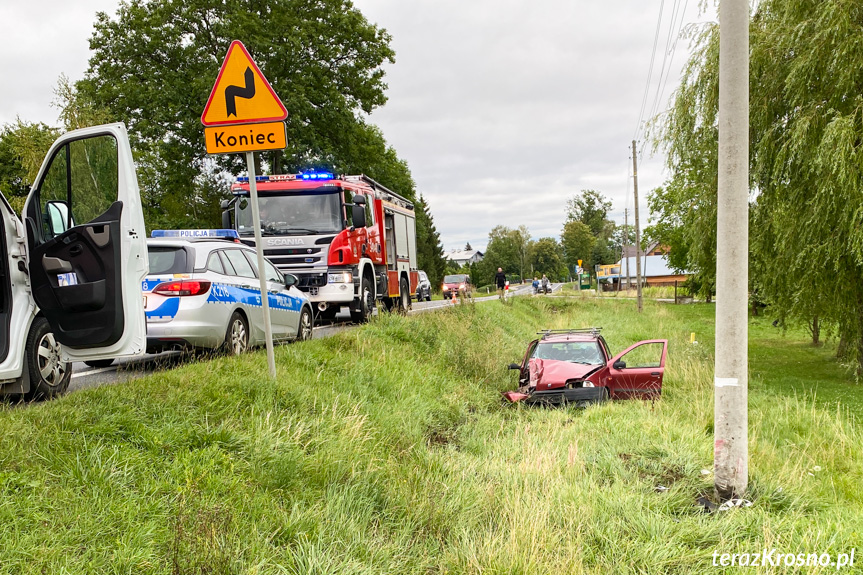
xmin=582 ymin=380 xmax=595 ymax=387
xmin=328 ymin=272 xmax=353 ymax=284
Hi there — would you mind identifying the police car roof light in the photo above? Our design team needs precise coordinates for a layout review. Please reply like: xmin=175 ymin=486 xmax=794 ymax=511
xmin=151 ymin=229 xmax=240 ymax=239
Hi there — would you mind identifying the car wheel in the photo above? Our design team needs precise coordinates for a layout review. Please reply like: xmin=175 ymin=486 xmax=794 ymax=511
xmin=297 ymin=307 xmax=313 ymax=341
xmin=224 ymin=311 xmax=249 ymax=355
xmin=350 ymin=275 xmax=374 ymax=323
xmin=84 ymin=359 xmax=115 ymax=368
xmin=25 ymin=317 xmax=71 ymax=400
xmin=399 ymin=277 xmax=410 ymax=314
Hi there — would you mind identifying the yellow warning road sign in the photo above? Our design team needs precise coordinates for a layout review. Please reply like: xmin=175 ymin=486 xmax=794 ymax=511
xmin=204 ymin=122 xmax=287 ymax=154
xmin=201 ymin=40 xmax=288 ymax=127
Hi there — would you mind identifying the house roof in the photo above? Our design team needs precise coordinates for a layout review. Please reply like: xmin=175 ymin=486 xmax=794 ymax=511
xmin=444 ymin=249 xmax=484 ymax=261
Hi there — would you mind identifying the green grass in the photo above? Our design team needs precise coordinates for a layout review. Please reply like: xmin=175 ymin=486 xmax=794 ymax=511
xmin=0 ymin=298 xmax=861 ymax=574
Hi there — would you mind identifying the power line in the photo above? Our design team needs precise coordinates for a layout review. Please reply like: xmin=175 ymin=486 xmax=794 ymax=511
xmin=633 ymin=0 xmax=666 ymax=143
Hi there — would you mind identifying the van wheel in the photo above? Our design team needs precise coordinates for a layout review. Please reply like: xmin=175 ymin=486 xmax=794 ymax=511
xmin=399 ymin=277 xmax=411 ymax=314
xmin=84 ymin=359 xmax=115 ymax=368
xmin=25 ymin=317 xmax=71 ymax=400
xmin=297 ymin=307 xmax=313 ymax=341
xmin=224 ymin=312 xmax=249 ymax=355
xmin=351 ymin=275 xmax=374 ymax=323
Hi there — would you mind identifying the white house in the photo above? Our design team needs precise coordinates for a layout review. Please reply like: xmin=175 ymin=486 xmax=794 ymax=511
xmin=444 ymin=249 xmax=484 ymax=267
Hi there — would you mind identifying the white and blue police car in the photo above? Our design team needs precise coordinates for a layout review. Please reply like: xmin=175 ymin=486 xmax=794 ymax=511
xmin=144 ymin=229 xmax=313 ymax=354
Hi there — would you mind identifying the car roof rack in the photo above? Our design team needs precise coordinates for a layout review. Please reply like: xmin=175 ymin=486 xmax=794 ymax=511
xmin=537 ymin=328 xmax=602 ymax=339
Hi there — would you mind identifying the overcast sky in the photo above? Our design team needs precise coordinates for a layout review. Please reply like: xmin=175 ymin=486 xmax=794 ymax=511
xmin=1 ymin=0 xmax=714 ymax=252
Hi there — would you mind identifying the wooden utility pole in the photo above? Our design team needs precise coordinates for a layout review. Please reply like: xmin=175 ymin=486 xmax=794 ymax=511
xmin=624 ymin=208 xmax=631 ymax=291
xmin=631 ymin=141 xmax=643 ymax=313
xmin=714 ymin=0 xmax=749 ymax=500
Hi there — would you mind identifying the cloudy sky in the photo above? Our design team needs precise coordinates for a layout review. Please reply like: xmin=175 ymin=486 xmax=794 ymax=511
xmin=1 ymin=0 xmax=714 ymax=252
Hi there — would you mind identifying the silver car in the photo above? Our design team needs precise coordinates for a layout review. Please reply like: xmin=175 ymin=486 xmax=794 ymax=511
xmin=144 ymin=231 xmax=314 ymax=354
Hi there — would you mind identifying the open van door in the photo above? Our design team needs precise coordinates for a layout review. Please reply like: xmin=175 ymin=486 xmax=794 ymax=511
xmin=23 ymin=123 xmax=147 ymax=362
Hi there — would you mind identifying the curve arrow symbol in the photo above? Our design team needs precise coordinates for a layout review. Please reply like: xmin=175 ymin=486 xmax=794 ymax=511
xmin=224 ymin=67 xmax=256 ymax=117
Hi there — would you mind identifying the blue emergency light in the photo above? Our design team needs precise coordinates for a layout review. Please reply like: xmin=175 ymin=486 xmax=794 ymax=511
xmin=235 ymin=176 xmax=269 ymax=183
xmin=299 ymin=171 xmax=333 ymax=181
xmin=151 ymin=229 xmax=240 ymax=239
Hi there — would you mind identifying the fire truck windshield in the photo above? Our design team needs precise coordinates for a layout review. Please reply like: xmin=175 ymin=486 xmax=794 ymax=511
xmin=235 ymin=191 xmax=344 ymax=236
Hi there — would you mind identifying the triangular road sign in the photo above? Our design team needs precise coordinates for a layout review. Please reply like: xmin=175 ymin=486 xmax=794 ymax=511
xmin=201 ymin=40 xmax=288 ymax=126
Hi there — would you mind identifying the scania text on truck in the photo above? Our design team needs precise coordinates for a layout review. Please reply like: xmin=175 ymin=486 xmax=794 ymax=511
xmin=221 ymin=172 xmax=418 ymax=323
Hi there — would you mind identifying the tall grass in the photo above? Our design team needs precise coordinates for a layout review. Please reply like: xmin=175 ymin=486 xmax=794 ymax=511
xmin=0 ymin=298 xmax=860 ymax=574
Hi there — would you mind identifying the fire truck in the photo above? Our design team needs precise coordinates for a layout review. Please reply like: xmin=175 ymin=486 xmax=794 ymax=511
xmin=221 ymin=172 xmax=419 ymax=323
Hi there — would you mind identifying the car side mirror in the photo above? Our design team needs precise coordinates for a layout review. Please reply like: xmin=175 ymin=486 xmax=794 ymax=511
xmin=284 ymin=273 xmax=299 ymax=288
xmin=613 ymin=360 xmax=626 ymax=370
xmin=508 ymin=363 xmax=521 ymax=370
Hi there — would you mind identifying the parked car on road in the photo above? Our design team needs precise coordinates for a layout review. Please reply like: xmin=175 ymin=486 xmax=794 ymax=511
xmin=0 ymin=123 xmax=149 ymax=399
xmin=416 ymin=270 xmax=432 ymax=302
xmin=442 ymin=274 xmax=473 ymax=300
xmin=143 ymin=230 xmax=314 ymax=354
xmin=503 ymin=328 xmax=668 ymax=406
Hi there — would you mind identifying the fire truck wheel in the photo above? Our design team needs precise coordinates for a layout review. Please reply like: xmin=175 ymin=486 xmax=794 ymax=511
xmin=224 ymin=312 xmax=249 ymax=355
xmin=399 ymin=277 xmax=410 ymax=314
xmin=25 ymin=316 xmax=71 ymax=400
xmin=297 ymin=307 xmax=313 ymax=341
xmin=351 ymin=275 xmax=374 ymax=323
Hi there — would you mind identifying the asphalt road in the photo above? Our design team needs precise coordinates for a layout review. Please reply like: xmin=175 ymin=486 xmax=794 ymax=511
xmin=68 ymin=281 xmax=556 ymax=393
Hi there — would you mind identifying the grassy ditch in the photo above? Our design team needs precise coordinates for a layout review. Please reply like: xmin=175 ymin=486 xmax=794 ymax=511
xmin=0 ymin=298 xmax=861 ymax=574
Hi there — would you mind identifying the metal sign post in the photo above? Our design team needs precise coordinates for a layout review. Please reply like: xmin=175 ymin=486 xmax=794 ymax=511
xmin=245 ymin=153 xmax=277 ymax=379
xmin=201 ymin=40 xmax=290 ymax=380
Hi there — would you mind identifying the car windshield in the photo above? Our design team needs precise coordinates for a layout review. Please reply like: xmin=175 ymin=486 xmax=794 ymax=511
xmin=148 ymin=247 xmax=190 ymax=275
xmin=444 ymin=274 xmax=466 ymax=283
xmin=236 ymin=191 xmax=343 ymax=236
xmin=533 ymin=341 xmax=604 ymax=365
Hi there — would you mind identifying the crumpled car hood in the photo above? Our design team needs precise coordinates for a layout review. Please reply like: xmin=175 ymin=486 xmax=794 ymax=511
xmin=529 ymin=358 xmax=601 ymax=390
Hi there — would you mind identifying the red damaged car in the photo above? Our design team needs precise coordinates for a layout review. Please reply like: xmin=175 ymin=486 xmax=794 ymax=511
xmin=503 ymin=328 xmax=668 ymax=406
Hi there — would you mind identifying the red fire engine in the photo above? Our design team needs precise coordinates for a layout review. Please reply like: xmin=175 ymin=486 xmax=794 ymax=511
xmin=221 ymin=172 xmax=419 ymax=322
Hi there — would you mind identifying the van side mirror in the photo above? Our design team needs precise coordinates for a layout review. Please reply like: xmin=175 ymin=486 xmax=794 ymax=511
xmin=351 ymin=203 xmax=366 ymax=229
xmin=613 ymin=360 xmax=626 ymax=370
xmin=45 ymin=201 xmax=72 ymax=236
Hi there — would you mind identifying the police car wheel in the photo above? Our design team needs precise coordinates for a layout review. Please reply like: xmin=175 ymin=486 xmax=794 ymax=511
xmin=25 ymin=317 xmax=71 ymax=400
xmin=297 ymin=308 xmax=313 ymax=341
xmin=225 ymin=312 xmax=249 ymax=355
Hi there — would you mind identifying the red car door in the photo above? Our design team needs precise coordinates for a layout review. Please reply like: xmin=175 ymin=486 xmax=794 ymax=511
xmin=606 ymin=339 xmax=668 ymax=399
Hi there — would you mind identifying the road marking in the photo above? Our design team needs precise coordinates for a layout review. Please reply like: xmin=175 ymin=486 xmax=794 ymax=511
xmin=71 ymin=366 xmax=117 ymax=379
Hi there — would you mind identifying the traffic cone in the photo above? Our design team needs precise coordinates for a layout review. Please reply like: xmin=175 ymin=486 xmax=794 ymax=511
xmin=451 ymin=291 xmax=457 ymax=304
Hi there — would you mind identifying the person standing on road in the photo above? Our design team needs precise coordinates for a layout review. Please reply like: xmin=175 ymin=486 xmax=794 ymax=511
xmin=541 ymin=274 xmax=549 ymax=294
xmin=495 ymin=268 xmax=507 ymax=300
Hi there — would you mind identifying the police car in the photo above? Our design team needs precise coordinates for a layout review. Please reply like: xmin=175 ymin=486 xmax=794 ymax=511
xmin=143 ymin=229 xmax=313 ymax=354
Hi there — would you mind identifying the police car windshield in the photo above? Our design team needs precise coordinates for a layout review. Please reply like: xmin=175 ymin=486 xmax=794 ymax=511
xmin=236 ymin=191 xmax=343 ymax=236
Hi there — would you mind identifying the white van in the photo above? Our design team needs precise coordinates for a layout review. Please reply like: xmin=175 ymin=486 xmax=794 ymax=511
xmin=0 ymin=123 xmax=147 ymax=398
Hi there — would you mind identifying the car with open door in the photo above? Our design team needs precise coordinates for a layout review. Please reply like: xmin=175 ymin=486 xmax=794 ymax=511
xmin=502 ymin=328 xmax=667 ymax=406
xmin=0 ymin=123 xmax=148 ymax=399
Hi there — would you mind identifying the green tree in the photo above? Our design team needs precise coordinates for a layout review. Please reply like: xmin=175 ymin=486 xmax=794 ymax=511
xmin=560 ymin=220 xmax=595 ymax=272
xmin=661 ymin=1 xmax=863 ymax=370
xmin=529 ymin=237 xmax=565 ymax=280
xmin=476 ymin=225 xmax=522 ymax=286
xmin=81 ymin=0 xmax=398 ymax=227
xmin=414 ymin=195 xmax=446 ymax=288
xmin=652 ymin=22 xmax=719 ymax=301
xmin=566 ymin=190 xmax=612 ymax=237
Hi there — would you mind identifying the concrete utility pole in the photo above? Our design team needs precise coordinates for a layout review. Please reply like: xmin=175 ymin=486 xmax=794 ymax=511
xmin=631 ymin=141 xmax=643 ymax=313
xmin=714 ymin=0 xmax=749 ymax=499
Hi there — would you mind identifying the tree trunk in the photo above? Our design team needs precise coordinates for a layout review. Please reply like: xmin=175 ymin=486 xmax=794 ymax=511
xmin=837 ymin=335 xmax=849 ymax=360
xmin=808 ymin=315 xmax=820 ymax=346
